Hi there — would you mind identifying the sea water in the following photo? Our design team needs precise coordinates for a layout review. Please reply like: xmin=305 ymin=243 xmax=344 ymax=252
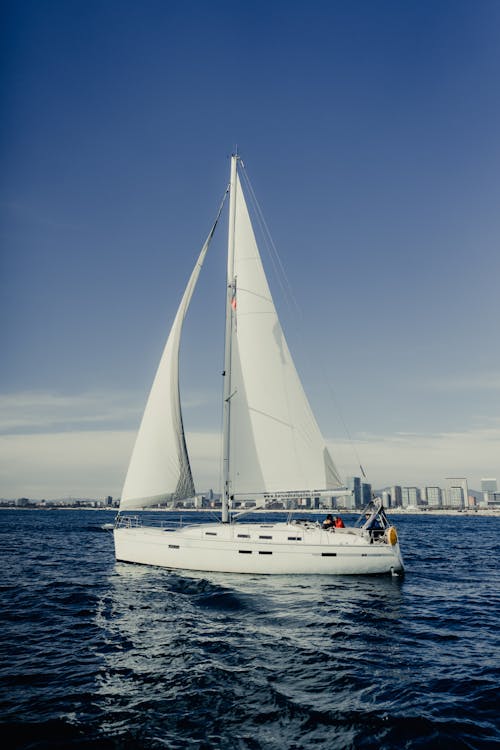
xmin=0 ymin=509 xmax=499 ymax=749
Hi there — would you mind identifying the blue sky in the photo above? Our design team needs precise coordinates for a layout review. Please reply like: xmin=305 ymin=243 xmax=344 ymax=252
xmin=1 ymin=0 xmax=499 ymax=498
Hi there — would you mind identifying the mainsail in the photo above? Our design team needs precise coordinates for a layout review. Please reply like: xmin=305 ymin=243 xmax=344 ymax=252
xmin=227 ymin=171 xmax=342 ymax=496
xmin=119 ymin=203 xmax=225 ymax=510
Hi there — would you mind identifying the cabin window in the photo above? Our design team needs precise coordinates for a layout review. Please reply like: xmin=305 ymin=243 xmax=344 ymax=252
xmin=205 ymin=532 xmax=217 ymax=536
xmin=259 ymin=535 xmax=272 ymax=539
xmin=237 ymin=534 xmax=250 ymax=538
xmin=288 ymin=536 xmax=302 ymax=541
xmin=168 ymin=544 xmax=180 ymax=549
xmin=238 ymin=550 xmax=252 ymax=554
xmin=321 ymin=552 xmax=337 ymax=557
xmin=259 ymin=551 xmax=272 ymax=555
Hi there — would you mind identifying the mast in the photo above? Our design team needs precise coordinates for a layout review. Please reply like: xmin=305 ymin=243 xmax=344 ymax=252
xmin=221 ymin=154 xmax=238 ymax=523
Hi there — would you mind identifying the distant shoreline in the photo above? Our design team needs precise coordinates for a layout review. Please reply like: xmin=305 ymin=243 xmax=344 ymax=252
xmin=1 ymin=506 xmax=499 ymax=518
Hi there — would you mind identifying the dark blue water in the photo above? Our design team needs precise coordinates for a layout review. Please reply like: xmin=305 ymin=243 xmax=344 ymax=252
xmin=1 ymin=510 xmax=499 ymax=749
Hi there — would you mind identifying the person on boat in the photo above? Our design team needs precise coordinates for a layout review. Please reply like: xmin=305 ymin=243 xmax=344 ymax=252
xmin=322 ymin=514 xmax=334 ymax=529
xmin=334 ymin=516 xmax=345 ymax=528
xmin=364 ymin=512 xmax=381 ymax=530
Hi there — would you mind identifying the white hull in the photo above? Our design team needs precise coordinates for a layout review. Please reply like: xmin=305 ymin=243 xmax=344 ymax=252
xmin=114 ymin=521 xmax=404 ymax=576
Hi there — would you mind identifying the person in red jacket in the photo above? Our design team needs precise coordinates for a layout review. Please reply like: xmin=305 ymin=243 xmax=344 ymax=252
xmin=334 ymin=516 xmax=345 ymax=528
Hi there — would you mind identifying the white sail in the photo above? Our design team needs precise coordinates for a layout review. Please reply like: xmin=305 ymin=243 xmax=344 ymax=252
xmin=120 ymin=226 xmax=217 ymax=510
xmin=228 ymin=172 xmax=342 ymax=497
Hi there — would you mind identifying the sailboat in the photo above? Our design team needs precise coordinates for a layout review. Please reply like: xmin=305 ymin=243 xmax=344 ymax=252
xmin=113 ymin=155 xmax=404 ymax=576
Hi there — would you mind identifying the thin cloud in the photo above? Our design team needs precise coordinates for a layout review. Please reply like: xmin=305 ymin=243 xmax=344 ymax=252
xmin=0 ymin=391 xmax=142 ymax=434
xmin=0 ymin=430 xmax=135 ymax=500
xmin=0 ymin=428 xmax=221 ymax=500
xmin=0 ymin=389 xmax=217 ymax=435
xmin=422 ymin=372 xmax=500 ymax=391
xmin=0 ymin=421 xmax=498 ymax=500
xmin=329 ymin=425 xmax=500 ymax=488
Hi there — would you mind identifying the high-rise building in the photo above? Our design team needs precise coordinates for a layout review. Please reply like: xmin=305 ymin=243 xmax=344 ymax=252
xmin=346 ymin=477 xmax=362 ymax=509
xmin=481 ymin=478 xmax=497 ymax=498
xmin=425 ymin=486 xmax=442 ymax=508
xmin=448 ymin=486 xmax=464 ymax=507
xmin=390 ymin=486 xmax=402 ymax=508
xmin=341 ymin=493 xmax=356 ymax=511
xmin=362 ymin=482 xmax=372 ymax=506
xmin=402 ymin=486 xmax=420 ymax=508
xmin=382 ymin=490 xmax=391 ymax=508
xmin=490 ymin=492 xmax=500 ymax=508
xmin=446 ymin=478 xmax=468 ymax=509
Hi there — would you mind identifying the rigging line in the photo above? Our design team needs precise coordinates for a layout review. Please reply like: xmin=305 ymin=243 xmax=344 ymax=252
xmin=322 ymin=375 xmax=367 ymax=480
xmin=239 ymin=168 xmax=298 ymax=319
xmin=238 ymin=163 xmax=302 ymax=321
xmin=209 ymin=183 xmax=230 ymax=240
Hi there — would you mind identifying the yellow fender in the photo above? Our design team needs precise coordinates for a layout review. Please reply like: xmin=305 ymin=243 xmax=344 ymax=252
xmin=386 ymin=526 xmax=398 ymax=546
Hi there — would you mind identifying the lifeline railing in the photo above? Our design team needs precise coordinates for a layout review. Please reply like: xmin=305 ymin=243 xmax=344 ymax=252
xmin=113 ymin=513 xmax=213 ymax=531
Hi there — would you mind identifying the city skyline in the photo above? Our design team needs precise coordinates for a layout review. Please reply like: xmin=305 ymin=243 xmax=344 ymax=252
xmin=0 ymin=471 xmax=496 ymax=505
xmin=1 ymin=1 xmax=500 ymax=499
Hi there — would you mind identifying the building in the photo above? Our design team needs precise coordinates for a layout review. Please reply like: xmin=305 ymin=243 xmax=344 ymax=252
xmin=481 ymin=478 xmax=497 ymax=493
xmin=15 ymin=497 xmax=32 ymax=507
xmin=390 ymin=485 xmax=402 ymax=508
xmin=445 ymin=477 xmax=468 ymax=509
xmin=481 ymin=478 xmax=497 ymax=505
xmin=489 ymin=492 xmax=500 ymax=508
xmin=447 ymin=486 xmax=464 ymax=508
xmin=362 ymin=482 xmax=372 ymax=506
xmin=402 ymin=487 xmax=420 ymax=508
xmin=346 ymin=477 xmax=362 ymax=510
xmin=425 ymin=486 xmax=442 ymax=508
xmin=381 ymin=490 xmax=391 ymax=508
